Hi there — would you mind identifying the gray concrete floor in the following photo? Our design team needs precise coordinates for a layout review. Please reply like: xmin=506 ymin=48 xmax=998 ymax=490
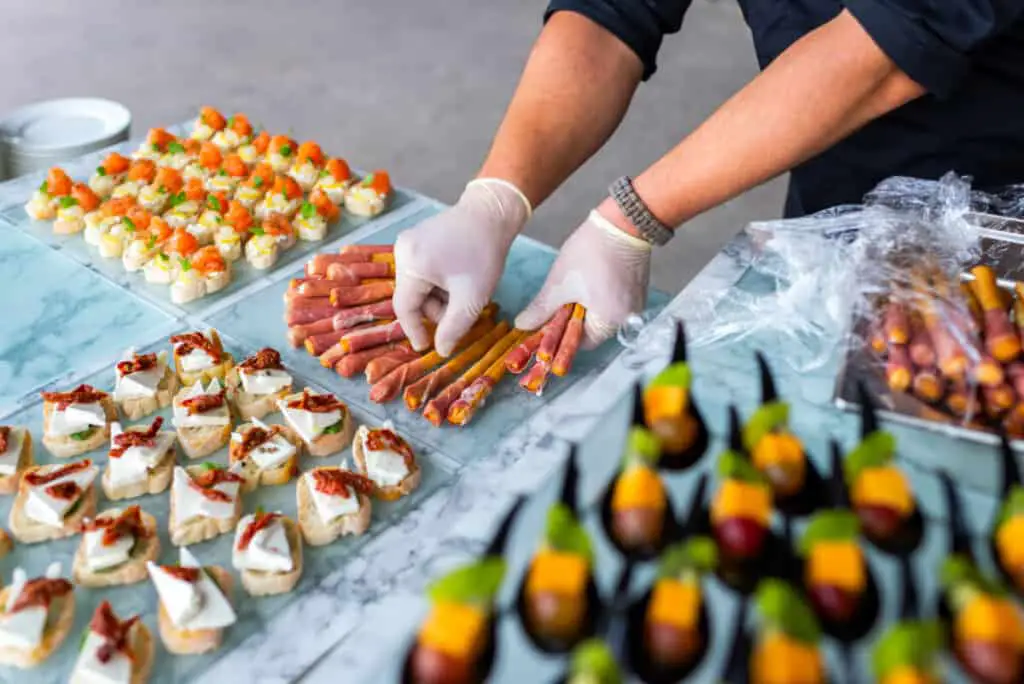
xmin=0 ymin=0 xmax=785 ymax=293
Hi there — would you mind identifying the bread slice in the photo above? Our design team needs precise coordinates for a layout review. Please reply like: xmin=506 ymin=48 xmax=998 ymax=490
xmin=157 ymin=566 xmax=233 ymax=655
xmin=101 ymin=437 xmax=176 ymax=501
xmin=351 ymin=425 xmax=421 ymax=502
xmin=0 ymin=429 xmax=33 ymax=495
xmin=9 ymin=474 xmax=97 ymax=544
xmin=238 ymin=517 xmax=303 ymax=596
xmin=117 ymin=365 xmax=178 ymax=421
xmin=72 ymin=510 xmax=161 ymax=588
xmin=296 ymin=470 xmax=372 ymax=546
xmin=225 ymin=367 xmax=292 ymax=421
xmin=168 ymin=467 xmax=242 ymax=546
xmin=0 ymin=588 xmax=75 ymax=669
xmin=41 ymin=398 xmax=116 ymax=459
xmin=229 ymin=424 xmax=301 ymax=493
xmin=175 ymin=423 xmax=231 ymax=461
xmin=0 ymin=530 xmax=12 ymax=559
xmin=69 ymin=617 xmax=155 ymax=684
xmin=173 ymin=330 xmax=235 ymax=387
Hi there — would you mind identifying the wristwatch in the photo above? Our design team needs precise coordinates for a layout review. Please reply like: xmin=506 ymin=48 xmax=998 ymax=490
xmin=609 ymin=176 xmax=674 ymax=246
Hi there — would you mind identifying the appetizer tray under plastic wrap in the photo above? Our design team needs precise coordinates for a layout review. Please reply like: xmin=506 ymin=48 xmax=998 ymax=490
xmin=378 ymin=325 xmax=1024 ymax=684
xmin=834 ymin=213 xmax=1024 ymax=448
xmin=0 ymin=119 xmax=669 ymax=683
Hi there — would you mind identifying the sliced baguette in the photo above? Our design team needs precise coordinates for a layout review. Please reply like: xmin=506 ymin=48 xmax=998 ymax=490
xmin=296 ymin=469 xmax=372 ymax=546
xmin=102 ymin=428 xmax=177 ymax=500
xmin=117 ymin=365 xmax=178 ymax=421
xmin=238 ymin=517 xmax=303 ymax=596
xmin=0 ymin=429 xmax=33 ymax=495
xmin=72 ymin=509 xmax=161 ymax=588
xmin=228 ymin=423 xmax=302 ymax=493
xmin=279 ymin=391 xmax=355 ymax=457
xmin=41 ymin=398 xmax=116 ymax=459
xmin=175 ymin=423 xmax=231 ymax=460
xmin=9 ymin=475 xmax=97 ymax=544
xmin=173 ymin=329 xmax=235 ymax=387
xmin=168 ymin=467 xmax=242 ymax=546
xmin=351 ymin=425 xmax=421 ymax=501
xmin=225 ymin=367 xmax=292 ymax=421
xmin=157 ymin=566 xmax=233 ymax=655
xmin=0 ymin=590 xmax=75 ymax=669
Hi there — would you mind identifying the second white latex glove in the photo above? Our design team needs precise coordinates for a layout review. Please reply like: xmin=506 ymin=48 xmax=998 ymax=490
xmin=394 ymin=178 xmax=531 ymax=356
xmin=515 ymin=209 xmax=651 ymax=349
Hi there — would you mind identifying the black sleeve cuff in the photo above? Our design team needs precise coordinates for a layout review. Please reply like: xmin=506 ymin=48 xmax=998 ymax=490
xmin=844 ymin=0 xmax=970 ymax=99
xmin=544 ymin=0 xmax=664 ymax=80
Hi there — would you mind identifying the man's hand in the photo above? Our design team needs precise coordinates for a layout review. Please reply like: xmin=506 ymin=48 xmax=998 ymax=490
xmin=394 ymin=179 xmax=531 ymax=357
xmin=516 ymin=208 xmax=651 ymax=349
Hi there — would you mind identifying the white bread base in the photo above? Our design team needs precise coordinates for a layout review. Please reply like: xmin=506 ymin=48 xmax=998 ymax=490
xmin=225 ymin=368 xmax=292 ymax=421
xmin=157 ymin=566 xmax=233 ymax=655
xmin=72 ymin=510 xmax=161 ymax=588
xmin=102 ymin=444 xmax=175 ymax=500
xmin=169 ymin=467 xmax=242 ymax=546
xmin=0 ymin=429 xmax=33 ymax=495
xmin=176 ymin=423 xmax=232 ymax=460
xmin=116 ymin=366 xmax=178 ymax=421
xmin=41 ymin=398 xmax=116 ymax=459
xmin=296 ymin=470 xmax=371 ymax=546
xmin=0 ymin=591 xmax=74 ymax=669
xmin=240 ymin=518 xmax=303 ymax=596
xmin=229 ymin=424 xmax=302 ymax=493
xmin=351 ymin=426 xmax=422 ymax=502
xmin=9 ymin=480 xmax=97 ymax=544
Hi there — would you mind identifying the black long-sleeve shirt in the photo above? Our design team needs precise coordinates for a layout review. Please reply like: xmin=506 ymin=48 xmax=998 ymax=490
xmin=545 ymin=0 xmax=1024 ymax=216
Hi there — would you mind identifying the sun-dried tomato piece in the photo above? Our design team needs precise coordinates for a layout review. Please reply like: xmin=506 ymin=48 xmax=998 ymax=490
xmin=83 ymin=506 xmax=147 ymax=546
xmin=9 ymin=578 xmax=72 ymax=613
xmin=159 ymin=566 xmax=200 ymax=583
xmin=365 ymin=428 xmax=415 ymax=469
xmin=24 ymin=460 xmax=93 ymax=487
xmin=238 ymin=348 xmax=284 ymax=372
xmin=188 ymin=467 xmax=243 ymax=504
xmin=40 ymin=384 xmax=108 ymax=410
xmin=0 ymin=427 xmax=9 ymax=454
xmin=312 ymin=469 xmax=373 ymax=498
xmin=236 ymin=512 xmax=282 ymax=551
xmin=239 ymin=425 xmax=281 ymax=454
xmin=89 ymin=601 xmax=140 ymax=664
xmin=46 ymin=481 xmax=82 ymax=501
xmin=115 ymin=352 xmax=159 ymax=377
xmin=286 ymin=389 xmax=344 ymax=414
xmin=181 ymin=390 xmax=226 ymax=415
xmin=170 ymin=332 xmax=222 ymax=362
xmin=110 ymin=417 xmax=163 ymax=459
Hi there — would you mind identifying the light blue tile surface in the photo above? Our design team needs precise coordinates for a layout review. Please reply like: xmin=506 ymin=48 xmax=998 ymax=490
xmin=0 ymin=224 xmax=175 ymax=411
xmin=207 ymin=205 xmax=671 ymax=465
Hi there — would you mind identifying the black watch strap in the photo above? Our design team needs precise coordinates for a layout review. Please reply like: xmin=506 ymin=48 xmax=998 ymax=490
xmin=609 ymin=176 xmax=673 ymax=246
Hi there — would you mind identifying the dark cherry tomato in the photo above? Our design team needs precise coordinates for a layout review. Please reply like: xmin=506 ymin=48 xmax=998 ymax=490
xmin=713 ymin=519 xmax=767 ymax=560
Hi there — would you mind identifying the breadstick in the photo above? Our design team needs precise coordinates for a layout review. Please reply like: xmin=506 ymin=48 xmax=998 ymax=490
xmin=505 ymin=330 xmax=543 ymax=374
xmin=536 ymin=304 xmax=572 ymax=363
xmin=551 ymin=304 xmax=585 ymax=377
xmin=366 ymin=348 xmax=421 ymax=384
xmin=403 ymin=322 xmax=510 ymax=411
xmin=520 ymin=359 xmax=551 ymax=395
xmin=339 ymin=244 xmax=393 ymax=256
xmin=448 ymin=339 xmax=522 ymax=426
xmin=336 ymin=341 xmax=411 ymax=378
xmin=326 ymin=261 xmax=393 ymax=282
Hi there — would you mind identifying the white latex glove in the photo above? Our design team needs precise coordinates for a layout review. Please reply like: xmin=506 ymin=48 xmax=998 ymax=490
xmin=515 ymin=209 xmax=651 ymax=349
xmin=394 ymin=178 xmax=531 ymax=356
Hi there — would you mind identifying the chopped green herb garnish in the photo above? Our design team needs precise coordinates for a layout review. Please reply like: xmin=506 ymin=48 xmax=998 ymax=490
xmin=158 ymin=185 xmax=167 ymax=194
xmin=319 ymin=169 xmax=329 ymax=178
xmin=218 ymin=169 xmax=227 ymax=177
xmin=151 ymin=143 xmax=160 ymax=152
xmin=253 ymin=176 xmax=264 ymax=188
xmin=300 ymin=202 xmax=316 ymax=220
xmin=322 ymin=422 xmax=342 ymax=435
xmin=278 ymin=144 xmax=292 ymax=157
xmin=361 ymin=173 xmax=375 ymax=187
xmin=200 ymin=461 xmax=222 ymax=471
xmin=95 ymin=166 xmax=107 ymax=177
xmin=58 ymin=196 xmax=79 ymax=209
xmin=207 ymin=195 xmax=222 ymax=212
xmin=179 ymin=258 xmax=192 ymax=271
xmin=122 ymin=217 xmax=136 ymax=232
xmin=158 ymin=252 xmax=170 ymax=262
xmin=169 ymin=191 xmax=186 ymax=208
xmin=255 ymin=505 xmax=266 ymax=516
xmin=167 ymin=141 xmax=185 ymax=154
xmin=249 ymin=226 xmax=265 ymax=237
xmin=227 ymin=116 xmax=235 ymax=128
xmin=147 ymin=236 xmax=158 ymax=250
xmin=39 ymin=180 xmax=49 ymax=193
xmin=70 ymin=428 xmax=94 ymax=441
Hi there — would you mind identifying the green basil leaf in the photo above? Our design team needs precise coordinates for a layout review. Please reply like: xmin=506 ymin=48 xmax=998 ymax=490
xmin=249 ymin=226 xmax=265 ymax=236
xmin=200 ymin=461 xmax=222 ymax=471
xmin=39 ymin=180 xmax=49 ymax=193
xmin=167 ymin=142 xmax=185 ymax=154
xmin=648 ymin=362 xmax=691 ymax=390
xmin=427 ymin=557 xmax=507 ymax=606
xmin=300 ymin=202 xmax=316 ymax=220
xmin=58 ymin=196 xmax=79 ymax=209
xmin=122 ymin=217 xmax=136 ymax=232
xmin=322 ymin=422 xmax=342 ymax=435
xmin=658 ymin=536 xmax=717 ymax=578
xmin=95 ymin=167 xmax=107 ymax=177
xmin=570 ymin=639 xmax=622 ymax=684
xmin=207 ymin=195 xmax=221 ymax=212
xmin=844 ymin=431 xmax=896 ymax=484
xmin=70 ymin=428 xmax=94 ymax=441
xmin=179 ymin=258 xmax=192 ymax=271
xmin=625 ymin=427 xmax=660 ymax=468
xmin=798 ymin=510 xmax=859 ymax=556
xmin=743 ymin=401 xmax=789 ymax=452
xmin=872 ymin=620 xmax=944 ymax=680
xmin=716 ymin=449 xmax=764 ymax=484
xmin=755 ymin=579 xmax=821 ymax=645
xmin=545 ymin=502 xmax=592 ymax=563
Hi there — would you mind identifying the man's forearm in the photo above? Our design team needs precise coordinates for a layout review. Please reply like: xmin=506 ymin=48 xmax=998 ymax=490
xmin=617 ymin=10 xmax=926 ymax=228
xmin=478 ymin=11 xmax=643 ymax=208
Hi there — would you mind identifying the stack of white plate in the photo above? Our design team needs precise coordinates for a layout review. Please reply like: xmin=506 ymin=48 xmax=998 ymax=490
xmin=0 ymin=98 xmax=131 ymax=180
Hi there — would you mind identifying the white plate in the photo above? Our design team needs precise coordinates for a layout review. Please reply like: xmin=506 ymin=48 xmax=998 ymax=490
xmin=0 ymin=98 xmax=130 ymax=155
